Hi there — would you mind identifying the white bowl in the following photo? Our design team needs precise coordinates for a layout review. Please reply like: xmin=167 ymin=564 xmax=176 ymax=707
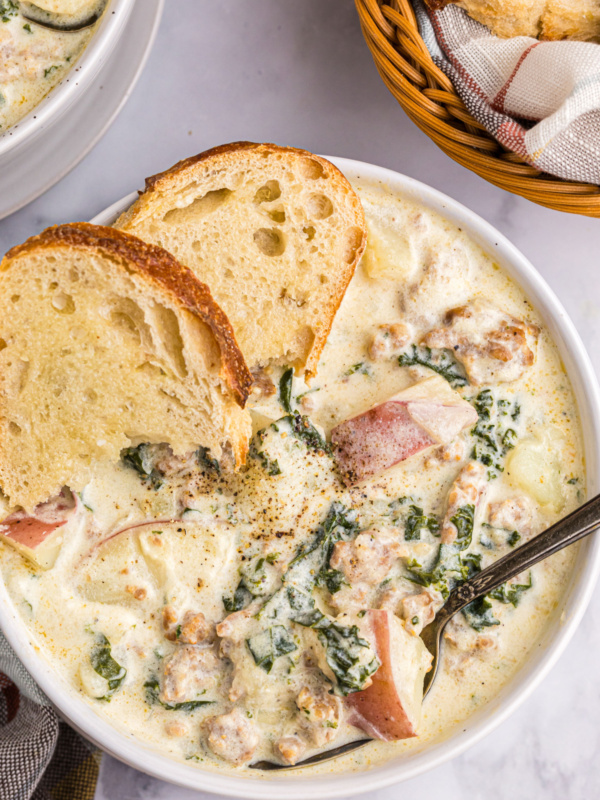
xmin=2 ymin=157 xmax=599 ymax=798
xmin=0 ymin=0 xmax=136 ymax=157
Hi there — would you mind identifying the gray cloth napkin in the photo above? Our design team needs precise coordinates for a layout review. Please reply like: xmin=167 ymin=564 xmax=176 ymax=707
xmin=0 ymin=631 xmax=101 ymax=800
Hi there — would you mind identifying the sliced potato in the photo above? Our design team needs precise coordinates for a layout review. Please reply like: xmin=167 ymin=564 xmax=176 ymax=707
xmin=506 ymin=434 xmax=565 ymax=512
xmin=363 ymin=220 xmax=420 ymax=281
xmin=78 ymin=530 xmax=157 ymax=606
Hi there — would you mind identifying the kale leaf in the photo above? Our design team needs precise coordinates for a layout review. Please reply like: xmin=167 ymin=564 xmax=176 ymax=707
xmin=121 ymin=444 xmax=164 ymax=490
xmin=90 ymin=634 xmax=127 ymax=700
xmin=279 ymin=367 xmax=294 ymax=414
xmin=470 ymin=389 xmax=519 ymax=479
xmin=285 ymin=413 xmax=331 ymax=454
xmin=246 ymin=625 xmax=297 ymax=673
xmin=408 ymin=505 xmax=475 ymax=597
xmin=398 ymin=345 xmax=467 ymax=388
xmin=489 ymin=573 xmax=533 ymax=606
xmin=295 ymin=612 xmax=380 ymax=695
xmin=462 ymin=596 xmax=500 ymax=632
xmin=197 ymin=446 xmax=220 ymax=474
xmin=344 ymin=362 xmax=372 ymax=378
xmin=404 ymin=504 xmax=440 ymax=541
xmin=0 ymin=1 xmax=18 ymax=23
xmin=223 ymin=581 xmax=254 ymax=613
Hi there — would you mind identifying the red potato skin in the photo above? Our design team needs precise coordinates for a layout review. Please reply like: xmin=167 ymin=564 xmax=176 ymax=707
xmin=345 ymin=610 xmax=416 ymax=741
xmin=331 ymin=402 xmax=434 ymax=485
xmin=0 ymin=515 xmax=67 ymax=549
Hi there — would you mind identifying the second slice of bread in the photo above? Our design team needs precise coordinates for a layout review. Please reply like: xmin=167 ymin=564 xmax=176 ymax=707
xmin=0 ymin=223 xmax=252 ymax=511
xmin=115 ymin=142 xmax=367 ymax=379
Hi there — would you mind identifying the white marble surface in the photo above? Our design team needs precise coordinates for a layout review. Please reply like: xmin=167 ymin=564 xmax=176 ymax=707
xmin=1 ymin=1 xmax=599 ymax=797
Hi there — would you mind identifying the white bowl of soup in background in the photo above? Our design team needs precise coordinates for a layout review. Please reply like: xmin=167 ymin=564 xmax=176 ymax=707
xmin=0 ymin=0 xmax=135 ymax=158
xmin=1 ymin=157 xmax=599 ymax=799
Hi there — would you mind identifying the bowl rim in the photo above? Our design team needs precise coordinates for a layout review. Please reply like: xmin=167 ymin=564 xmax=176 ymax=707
xmin=0 ymin=0 xmax=136 ymax=157
xmin=1 ymin=156 xmax=599 ymax=798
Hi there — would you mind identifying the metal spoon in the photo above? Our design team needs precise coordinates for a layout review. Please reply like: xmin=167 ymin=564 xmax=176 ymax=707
xmin=19 ymin=1 xmax=105 ymax=32
xmin=251 ymin=493 xmax=600 ymax=770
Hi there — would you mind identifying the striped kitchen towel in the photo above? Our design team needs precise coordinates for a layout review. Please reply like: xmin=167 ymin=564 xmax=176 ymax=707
xmin=0 ymin=632 xmax=101 ymax=800
xmin=413 ymin=0 xmax=600 ymax=184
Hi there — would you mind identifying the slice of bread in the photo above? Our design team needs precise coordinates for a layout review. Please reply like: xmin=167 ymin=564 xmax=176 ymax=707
xmin=0 ymin=223 xmax=252 ymax=511
xmin=426 ymin=0 xmax=600 ymax=41
xmin=115 ymin=142 xmax=367 ymax=379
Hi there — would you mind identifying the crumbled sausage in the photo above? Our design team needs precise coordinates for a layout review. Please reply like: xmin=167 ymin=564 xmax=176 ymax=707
xmin=162 ymin=607 xmax=214 ymax=644
xmin=299 ymin=393 xmax=317 ymax=413
xmin=330 ymin=529 xmax=408 ymax=585
xmin=250 ymin=368 xmax=276 ymax=397
xmin=164 ymin=720 xmax=188 ymax=738
xmin=426 ymin=438 xmax=466 ymax=466
xmin=488 ymin=495 xmax=535 ymax=535
xmin=296 ymin=686 xmax=342 ymax=747
xmin=276 ymin=734 xmax=307 ymax=765
xmin=368 ymin=322 xmax=411 ymax=361
xmin=160 ymin=646 xmax=220 ymax=705
xmin=216 ymin=605 xmax=256 ymax=641
xmin=441 ymin=461 xmax=487 ymax=544
xmin=125 ymin=585 xmax=147 ymax=601
xmin=205 ymin=708 xmax=259 ymax=765
xmin=423 ymin=301 xmax=539 ymax=385
xmin=401 ymin=589 xmax=444 ymax=634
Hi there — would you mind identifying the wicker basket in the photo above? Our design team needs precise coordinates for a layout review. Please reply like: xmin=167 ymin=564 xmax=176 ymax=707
xmin=356 ymin=0 xmax=600 ymax=217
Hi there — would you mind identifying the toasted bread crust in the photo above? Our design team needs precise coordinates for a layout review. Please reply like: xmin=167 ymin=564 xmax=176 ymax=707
xmin=4 ymin=223 xmax=252 ymax=407
xmin=118 ymin=142 xmax=367 ymax=379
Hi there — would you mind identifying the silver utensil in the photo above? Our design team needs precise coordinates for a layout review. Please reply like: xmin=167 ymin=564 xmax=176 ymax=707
xmin=19 ymin=1 xmax=105 ymax=32
xmin=251 ymin=493 xmax=600 ymax=770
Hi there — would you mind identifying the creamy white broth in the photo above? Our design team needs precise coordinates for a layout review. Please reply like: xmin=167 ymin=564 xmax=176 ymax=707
xmin=0 ymin=182 xmax=584 ymax=777
xmin=0 ymin=1 xmax=102 ymax=132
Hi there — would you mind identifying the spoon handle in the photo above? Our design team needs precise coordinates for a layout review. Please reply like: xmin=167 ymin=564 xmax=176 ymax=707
xmin=443 ymin=493 xmax=600 ymax=615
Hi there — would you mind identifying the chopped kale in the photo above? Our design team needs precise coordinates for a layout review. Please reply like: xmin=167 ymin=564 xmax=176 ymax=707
xmin=407 ymin=505 xmax=475 ymax=597
xmin=507 ymin=530 xmax=521 ymax=547
xmin=44 ymin=64 xmax=60 ymax=78
xmin=451 ymin=505 xmax=475 ymax=549
xmin=223 ymin=581 xmax=253 ymax=613
xmin=90 ymin=635 xmax=126 ymax=700
xmin=295 ymin=612 xmax=380 ymax=695
xmin=404 ymin=504 xmax=440 ymax=541
xmin=344 ymin=362 xmax=372 ymax=378
xmin=288 ymin=501 xmax=359 ymax=594
xmin=279 ymin=367 xmax=294 ymax=414
xmin=196 ymin=446 xmax=220 ymax=474
xmin=23 ymin=22 xmax=32 ymax=32
xmin=144 ymin=677 xmax=212 ymax=712
xmin=398 ymin=344 xmax=467 ymax=388
xmin=239 ymin=556 xmax=271 ymax=596
xmin=0 ymin=0 xmax=18 ymax=22
xmin=247 ymin=625 xmax=297 ymax=673
xmin=121 ymin=444 xmax=164 ymax=490
xmin=248 ymin=502 xmax=377 ymax=693
xmin=286 ymin=413 xmax=331 ymax=454
xmin=462 ymin=596 xmax=500 ymax=632
xmin=489 ymin=573 xmax=533 ymax=606
xmin=470 ymin=389 xmax=520 ymax=479
xmin=249 ymin=435 xmax=282 ymax=476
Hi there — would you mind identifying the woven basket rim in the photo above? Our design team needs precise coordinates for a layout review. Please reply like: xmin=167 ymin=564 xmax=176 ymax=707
xmin=356 ymin=0 xmax=600 ymax=217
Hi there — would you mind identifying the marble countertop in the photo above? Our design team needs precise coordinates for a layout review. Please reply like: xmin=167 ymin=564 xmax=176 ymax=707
xmin=1 ymin=1 xmax=598 ymax=798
